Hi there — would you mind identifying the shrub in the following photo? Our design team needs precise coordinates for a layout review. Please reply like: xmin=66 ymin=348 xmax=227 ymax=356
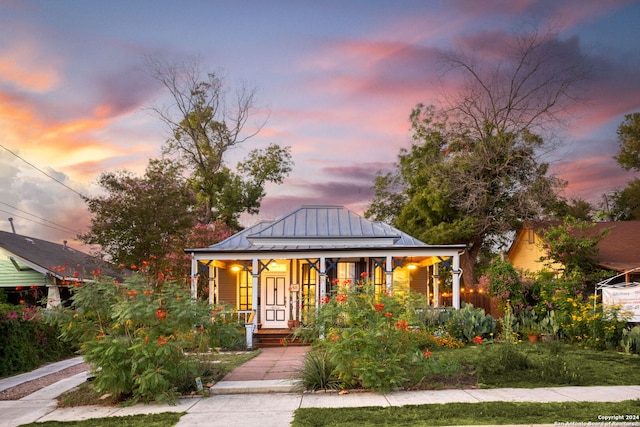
xmin=45 ymin=274 xmax=215 ymax=403
xmin=0 ymin=303 xmax=75 ymax=377
xmin=296 ymin=349 xmax=343 ymax=391
xmin=301 ymin=278 xmax=435 ymax=393
xmin=546 ymin=290 xmax=630 ymax=350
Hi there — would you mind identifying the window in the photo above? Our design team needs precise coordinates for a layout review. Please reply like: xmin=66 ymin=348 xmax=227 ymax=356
xmin=237 ymin=271 xmax=252 ymax=310
xmin=300 ymin=263 xmax=316 ymax=309
xmin=372 ymin=264 xmax=386 ymax=295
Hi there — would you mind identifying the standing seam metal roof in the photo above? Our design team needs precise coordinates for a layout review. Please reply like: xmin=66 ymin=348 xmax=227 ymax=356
xmin=200 ymin=206 xmax=427 ymax=251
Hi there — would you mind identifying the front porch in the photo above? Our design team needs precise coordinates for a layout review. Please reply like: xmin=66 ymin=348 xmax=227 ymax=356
xmin=187 ymin=206 xmax=467 ymax=348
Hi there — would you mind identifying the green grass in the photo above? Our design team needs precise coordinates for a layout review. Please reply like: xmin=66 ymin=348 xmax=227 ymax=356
xmin=436 ymin=342 xmax=640 ymax=388
xmin=18 ymin=412 xmax=183 ymax=427
xmin=292 ymin=400 xmax=640 ymax=426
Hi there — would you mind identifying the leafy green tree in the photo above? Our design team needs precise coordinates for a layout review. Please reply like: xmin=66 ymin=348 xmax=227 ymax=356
xmin=366 ymin=30 xmax=586 ymax=283
xmin=615 ymin=112 xmax=640 ymax=172
xmin=539 ymin=217 xmax=609 ymax=282
xmin=80 ymin=159 xmax=202 ymax=272
xmin=148 ymin=57 xmax=293 ymax=227
xmin=549 ymin=198 xmax=594 ymax=221
xmin=607 ymin=179 xmax=640 ymax=220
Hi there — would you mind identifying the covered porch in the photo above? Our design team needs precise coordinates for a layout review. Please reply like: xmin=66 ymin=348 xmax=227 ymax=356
xmin=186 ymin=206 xmax=466 ymax=347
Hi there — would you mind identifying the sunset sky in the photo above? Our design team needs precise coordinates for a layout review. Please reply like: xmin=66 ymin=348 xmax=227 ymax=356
xmin=1 ymin=0 xmax=639 ymax=249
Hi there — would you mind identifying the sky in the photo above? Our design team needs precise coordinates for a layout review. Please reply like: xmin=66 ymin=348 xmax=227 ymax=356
xmin=0 ymin=0 xmax=639 ymax=249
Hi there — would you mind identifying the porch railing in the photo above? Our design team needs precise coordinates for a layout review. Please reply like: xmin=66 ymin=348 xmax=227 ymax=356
xmin=211 ymin=309 xmax=256 ymax=349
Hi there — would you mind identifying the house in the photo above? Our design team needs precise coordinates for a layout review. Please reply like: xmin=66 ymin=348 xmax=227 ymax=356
xmin=0 ymin=230 xmax=125 ymax=308
xmin=185 ymin=205 xmax=467 ymax=346
xmin=508 ymin=220 xmax=640 ymax=282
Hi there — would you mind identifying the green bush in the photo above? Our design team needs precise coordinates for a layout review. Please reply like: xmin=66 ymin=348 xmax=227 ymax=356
xmin=299 ymin=277 xmax=462 ymax=393
xmin=296 ymin=349 xmax=343 ymax=391
xmin=0 ymin=303 xmax=76 ymax=377
xmin=45 ymin=274 xmax=216 ymax=403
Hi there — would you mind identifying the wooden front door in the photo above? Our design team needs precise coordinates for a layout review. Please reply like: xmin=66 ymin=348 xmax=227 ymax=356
xmin=261 ymin=275 xmax=287 ymax=328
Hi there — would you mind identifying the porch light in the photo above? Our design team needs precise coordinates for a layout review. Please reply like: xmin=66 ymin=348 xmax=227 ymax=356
xmin=407 ymin=264 xmax=417 ymax=270
xmin=231 ymin=265 xmax=241 ymax=272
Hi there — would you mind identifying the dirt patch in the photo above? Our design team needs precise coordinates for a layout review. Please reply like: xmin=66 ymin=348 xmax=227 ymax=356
xmin=0 ymin=363 xmax=89 ymax=400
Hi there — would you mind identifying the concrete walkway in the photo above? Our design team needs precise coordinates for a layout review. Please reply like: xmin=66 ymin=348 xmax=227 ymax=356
xmin=1 ymin=350 xmax=640 ymax=427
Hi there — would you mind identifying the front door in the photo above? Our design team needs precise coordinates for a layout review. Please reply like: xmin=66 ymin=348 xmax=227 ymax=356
xmin=261 ymin=274 xmax=288 ymax=328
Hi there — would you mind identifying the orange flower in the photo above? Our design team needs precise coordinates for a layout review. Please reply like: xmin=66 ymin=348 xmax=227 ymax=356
xmin=157 ymin=336 xmax=169 ymax=346
xmin=15 ymin=286 xmax=23 ymax=291
xmin=385 ymin=312 xmax=393 ymax=317
xmin=156 ymin=309 xmax=167 ymax=320
xmin=374 ymin=303 xmax=385 ymax=312
xmin=395 ymin=319 xmax=408 ymax=330
xmin=473 ymin=336 xmax=483 ymax=345
xmin=127 ymin=290 xmax=138 ymax=297
xmin=336 ymin=294 xmax=347 ymax=303
xmin=423 ymin=349 xmax=432 ymax=358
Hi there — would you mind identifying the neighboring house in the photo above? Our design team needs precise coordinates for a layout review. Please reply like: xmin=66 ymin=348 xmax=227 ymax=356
xmin=185 ymin=205 xmax=467 ymax=345
xmin=508 ymin=220 xmax=640 ymax=282
xmin=0 ymin=230 xmax=125 ymax=308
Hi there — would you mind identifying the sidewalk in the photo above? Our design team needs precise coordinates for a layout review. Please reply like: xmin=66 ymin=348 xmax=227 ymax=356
xmin=1 ymin=349 xmax=640 ymax=427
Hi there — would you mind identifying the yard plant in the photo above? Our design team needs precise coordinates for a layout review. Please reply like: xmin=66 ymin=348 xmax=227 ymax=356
xmin=45 ymin=272 xmax=244 ymax=404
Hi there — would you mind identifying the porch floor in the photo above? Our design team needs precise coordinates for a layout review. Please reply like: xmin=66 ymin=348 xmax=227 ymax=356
xmin=222 ymin=346 xmax=309 ymax=381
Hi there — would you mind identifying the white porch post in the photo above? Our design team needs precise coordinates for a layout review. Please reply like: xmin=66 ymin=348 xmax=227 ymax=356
xmin=190 ymin=254 xmax=198 ymax=300
xmin=385 ymin=255 xmax=393 ymax=293
xmin=209 ymin=266 xmax=216 ymax=305
xmin=319 ymin=256 xmax=327 ymax=302
xmin=452 ymin=253 xmax=461 ymax=309
xmin=251 ymin=258 xmax=259 ymax=322
xmin=433 ymin=263 xmax=439 ymax=308
xmin=245 ymin=258 xmax=259 ymax=349
xmin=46 ymin=284 xmax=61 ymax=309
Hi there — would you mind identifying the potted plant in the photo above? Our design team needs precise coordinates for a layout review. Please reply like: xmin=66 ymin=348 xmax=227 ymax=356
xmin=521 ymin=324 xmax=541 ymax=342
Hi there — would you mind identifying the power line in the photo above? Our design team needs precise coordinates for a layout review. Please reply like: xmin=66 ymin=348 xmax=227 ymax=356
xmin=0 ymin=201 xmax=81 ymax=235
xmin=0 ymin=209 xmax=81 ymax=236
xmin=0 ymin=143 xmax=86 ymax=199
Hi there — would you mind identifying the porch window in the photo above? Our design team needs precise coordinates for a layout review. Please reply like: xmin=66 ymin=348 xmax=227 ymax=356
xmin=300 ymin=263 xmax=316 ymax=309
xmin=336 ymin=262 xmax=356 ymax=282
xmin=372 ymin=265 xmax=386 ymax=294
xmin=237 ymin=270 xmax=252 ymax=310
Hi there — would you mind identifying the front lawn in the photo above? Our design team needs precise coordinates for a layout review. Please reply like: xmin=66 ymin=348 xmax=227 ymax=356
xmin=292 ymin=400 xmax=640 ymax=427
xmin=438 ymin=342 xmax=640 ymax=389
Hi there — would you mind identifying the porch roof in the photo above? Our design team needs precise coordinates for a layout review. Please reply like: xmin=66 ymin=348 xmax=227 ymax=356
xmin=187 ymin=205 xmax=466 ymax=255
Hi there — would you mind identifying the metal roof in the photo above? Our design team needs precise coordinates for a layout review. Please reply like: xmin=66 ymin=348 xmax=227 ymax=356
xmin=190 ymin=206 xmax=439 ymax=253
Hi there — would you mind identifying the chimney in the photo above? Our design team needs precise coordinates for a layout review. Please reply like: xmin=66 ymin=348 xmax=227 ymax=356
xmin=63 ymin=240 xmax=68 ymax=250
xmin=8 ymin=218 xmax=16 ymax=234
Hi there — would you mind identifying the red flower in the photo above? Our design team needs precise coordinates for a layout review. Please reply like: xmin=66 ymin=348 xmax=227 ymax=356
xmin=423 ymin=350 xmax=432 ymax=358
xmin=127 ymin=290 xmax=138 ymax=297
xmin=336 ymin=294 xmax=347 ymax=303
xmin=156 ymin=309 xmax=167 ymax=320
xmin=15 ymin=286 xmax=23 ymax=291
xmin=374 ymin=303 xmax=385 ymax=312
xmin=72 ymin=271 xmax=80 ymax=278
xmin=92 ymin=269 xmax=102 ymax=277
xmin=320 ymin=296 xmax=330 ymax=305
xmin=157 ymin=336 xmax=169 ymax=346
xmin=360 ymin=271 xmax=368 ymax=278
xmin=395 ymin=319 xmax=408 ymax=330
xmin=385 ymin=312 xmax=393 ymax=318
xmin=331 ymin=279 xmax=340 ymax=285
xmin=30 ymin=285 xmax=39 ymax=289
xmin=473 ymin=336 xmax=483 ymax=345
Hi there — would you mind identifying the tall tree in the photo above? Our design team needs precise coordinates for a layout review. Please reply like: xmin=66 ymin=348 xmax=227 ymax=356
xmin=80 ymin=159 xmax=202 ymax=272
xmin=367 ymin=29 xmax=587 ymax=284
xmin=615 ymin=112 xmax=640 ymax=172
xmin=148 ymin=57 xmax=293 ymax=228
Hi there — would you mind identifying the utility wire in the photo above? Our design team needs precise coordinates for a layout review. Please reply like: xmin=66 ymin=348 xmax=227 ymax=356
xmin=0 ymin=209 xmax=81 ymax=236
xmin=0 ymin=143 xmax=86 ymax=199
xmin=0 ymin=201 xmax=81 ymax=235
